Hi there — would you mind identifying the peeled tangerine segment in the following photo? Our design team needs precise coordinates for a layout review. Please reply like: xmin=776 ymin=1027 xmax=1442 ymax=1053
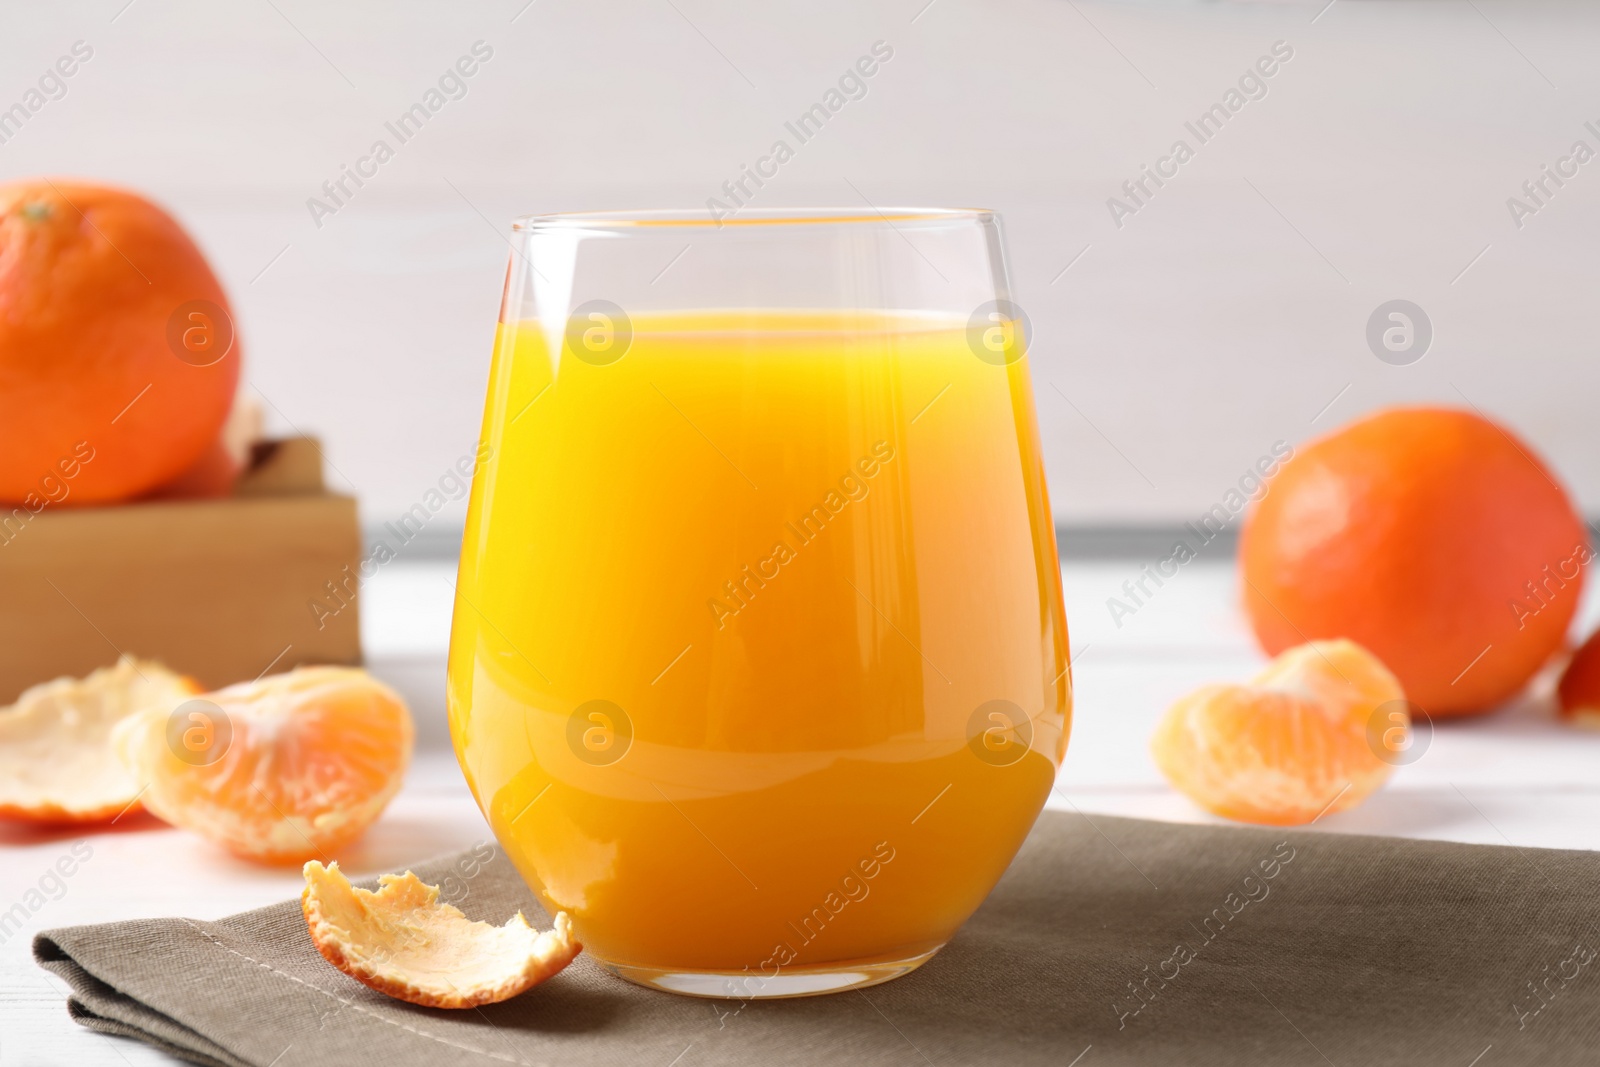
xmin=0 ymin=657 xmax=197 ymax=823
xmin=115 ymin=667 xmax=413 ymax=864
xmin=302 ymin=861 xmax=581 ymax=1009
xmin=1151 ymin=639 xmax=1406 ymax=826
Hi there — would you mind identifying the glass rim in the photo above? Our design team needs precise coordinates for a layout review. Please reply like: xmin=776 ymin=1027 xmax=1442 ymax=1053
xmin=511 ymin=206 xmax=994 ymax=232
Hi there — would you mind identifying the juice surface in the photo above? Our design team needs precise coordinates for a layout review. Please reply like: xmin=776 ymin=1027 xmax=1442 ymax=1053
xmin=448 ymin=309 xmax=1071 ymax=976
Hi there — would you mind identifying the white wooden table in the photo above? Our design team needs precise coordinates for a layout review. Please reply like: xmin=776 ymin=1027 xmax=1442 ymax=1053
xmin=6 ymin=556 xmax=1599 ymax=1064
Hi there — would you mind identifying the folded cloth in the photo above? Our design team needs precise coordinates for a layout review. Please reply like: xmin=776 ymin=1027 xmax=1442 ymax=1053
xmin=36 ymin=812 xmax=1600 ymax=1066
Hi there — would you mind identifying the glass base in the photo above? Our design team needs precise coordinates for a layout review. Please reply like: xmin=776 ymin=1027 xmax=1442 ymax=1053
xmin=594 ymin=946 xmax=943 ymax=999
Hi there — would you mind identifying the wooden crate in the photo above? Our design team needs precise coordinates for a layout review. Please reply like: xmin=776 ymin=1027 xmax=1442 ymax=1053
xmin=0 ymin=438 xmax=362 ymax=702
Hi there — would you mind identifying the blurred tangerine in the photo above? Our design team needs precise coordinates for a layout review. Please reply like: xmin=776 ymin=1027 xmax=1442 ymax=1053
xmin=1558 ymin=628 xmax=1600 ymax=728
xmin=1240 ymin=407 xmax=1587 ymax=717
xmin=0 ymin=180 xmax=240 ymax=505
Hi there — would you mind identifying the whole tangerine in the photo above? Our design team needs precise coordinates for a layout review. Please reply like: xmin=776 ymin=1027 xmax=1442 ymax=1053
xmin=1240 ymin=407 xmax=1587 ymax=717
xmin=1558 ymin=628 xmax=1600 ymax=728
xmin=0 ymin=180 xmax=240 ymax=506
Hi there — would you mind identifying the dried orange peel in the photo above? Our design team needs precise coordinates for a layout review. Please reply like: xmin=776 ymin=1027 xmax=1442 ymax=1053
xmin=0 ymin=657 xmax=197 ymax=823
xmin=302 ymin=860 xmax=581 ymax=1008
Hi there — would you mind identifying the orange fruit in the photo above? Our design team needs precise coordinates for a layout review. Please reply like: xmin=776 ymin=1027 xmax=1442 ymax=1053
xmin=0 ymin=657 xmax=197 ymax=823
xmin=302 ymin=861 xmax=580 ymax=1008
xmin=115 ymin=667 xmax=413 ymax=863
xmin=1150 ymin=640 xmax=1405 ymax=826
xmin=0 ymin=180 xmax=241 ymax=506
xmin=1241 ymin=407 xmax=1587 ymax=717
xmin=1558 ymin=628 xmax=1600 ymax=728
xmin=145 ymin=396 xmax=260 ymax=501
xmin=142 ymin=438 xmax=243 ymax=501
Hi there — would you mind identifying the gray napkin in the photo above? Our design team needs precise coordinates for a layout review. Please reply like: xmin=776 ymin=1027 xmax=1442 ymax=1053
xmin=35 ymin=812 xmax=1600 ymax=1066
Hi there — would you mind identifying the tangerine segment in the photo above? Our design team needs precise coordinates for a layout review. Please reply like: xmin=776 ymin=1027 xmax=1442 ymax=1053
xmin=1558 ymin=628 xmax=1600 ymax=729
xmin=0 ymin=657 xmax=197 ymax=823
xmin=1151 ymin=640 xmax=1405 ymax=826
xmin=115 ymin=667 xmax=413 ymax=863
xmin=302 ymin=861 xmax=580 ymax=1009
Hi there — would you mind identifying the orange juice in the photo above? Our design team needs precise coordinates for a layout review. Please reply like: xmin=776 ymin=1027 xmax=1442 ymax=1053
xmin=448 ymin=309 xmax=1070 ymax=989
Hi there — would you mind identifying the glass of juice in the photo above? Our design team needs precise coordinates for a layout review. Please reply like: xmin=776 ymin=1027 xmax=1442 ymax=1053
xmin=448 ymin=207 xmax=1071 ymax=998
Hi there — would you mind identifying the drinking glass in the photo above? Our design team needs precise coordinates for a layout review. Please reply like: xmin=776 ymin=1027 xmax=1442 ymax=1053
xmin=448 ymin=207 xmax=1071 ymax=998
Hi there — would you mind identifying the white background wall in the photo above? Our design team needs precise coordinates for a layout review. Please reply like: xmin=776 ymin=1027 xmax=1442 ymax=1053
xmin=4 ymin=0 xmax=1597 ymax=530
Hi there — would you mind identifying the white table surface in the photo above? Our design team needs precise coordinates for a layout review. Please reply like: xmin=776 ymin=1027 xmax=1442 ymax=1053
xmin=5 ymin=555 xmax=1599 ymax=1064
